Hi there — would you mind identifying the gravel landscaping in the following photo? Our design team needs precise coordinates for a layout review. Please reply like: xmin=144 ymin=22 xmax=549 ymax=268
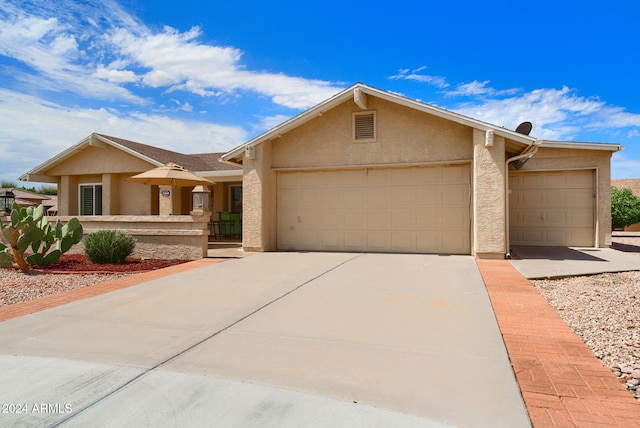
xmin=0 ymin=270 xmax=132 ymax=306
xmin=0 ymin=254 xmax=188 ymax=307
xmin=531 ymin=234 xmax=640 ymax=401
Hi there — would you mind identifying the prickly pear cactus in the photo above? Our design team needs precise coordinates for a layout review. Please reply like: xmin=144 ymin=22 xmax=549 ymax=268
xmin=0 ymin=203 xmax=83 ymax=272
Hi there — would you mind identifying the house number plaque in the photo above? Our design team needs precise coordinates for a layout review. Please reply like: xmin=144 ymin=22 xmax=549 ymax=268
xmin=161 ymin=190 xmax=171 ymax=197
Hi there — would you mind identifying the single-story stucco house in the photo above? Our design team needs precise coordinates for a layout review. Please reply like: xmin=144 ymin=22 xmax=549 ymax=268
xmin=220 ymin=83 xmax=622 ymax=259
xmin=19 ymin=134 xmax=243 ymax=217
xmin=611 ymin=178 xmax=640 ymax=231
xmin=18 ymin=83 xmax=622 ymax=259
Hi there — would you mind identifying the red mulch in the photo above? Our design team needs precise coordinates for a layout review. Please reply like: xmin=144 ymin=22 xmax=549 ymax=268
xmin=32 ymin=254 xmax=190 ymax=273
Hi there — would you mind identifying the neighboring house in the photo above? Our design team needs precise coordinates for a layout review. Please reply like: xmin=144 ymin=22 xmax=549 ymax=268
xmin=221 ymin=83 xmax=621 ymax=258
xmin=19 ymin=134 xmax=243 ymax=217
xmin=0 ymin=188 xmax=52 ymax=211
xmin=611 ymin=179 xmax=640 ymax=231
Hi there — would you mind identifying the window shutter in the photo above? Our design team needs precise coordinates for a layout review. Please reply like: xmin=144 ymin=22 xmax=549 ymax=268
xmin=95 ymin=185 xmax=103 ymax=215
xmin=81 ymin=185 xmax=93 ymax=215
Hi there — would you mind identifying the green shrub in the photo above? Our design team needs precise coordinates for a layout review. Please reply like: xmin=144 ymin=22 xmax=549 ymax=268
xmin=611 ymin=186 xmax=640 ymax=230
xmin=84 ymin=230 xmax=136 ymax=264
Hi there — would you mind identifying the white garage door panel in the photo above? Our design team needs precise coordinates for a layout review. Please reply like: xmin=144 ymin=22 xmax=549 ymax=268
xmin=510 ymin=170 xmax=595 ymax=246
xmin=277 ymin=165 xmax=471 ymax=254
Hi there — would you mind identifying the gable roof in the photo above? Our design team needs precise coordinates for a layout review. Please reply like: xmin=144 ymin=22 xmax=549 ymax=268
xmin=20 ymin=133 xmax=240 ymax=183
xmin=220 ymin=82 xmax=622 ymax=163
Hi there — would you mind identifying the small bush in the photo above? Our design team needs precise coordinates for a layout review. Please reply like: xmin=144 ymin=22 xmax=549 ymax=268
xmin=611 ymin=186 xmax=640 ymax=230
xmin=84 ymin=230 xmax=136 ymax=264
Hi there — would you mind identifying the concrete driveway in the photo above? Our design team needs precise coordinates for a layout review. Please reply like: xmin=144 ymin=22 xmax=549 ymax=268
xmin=0 ymin=253 xmax=530 ymax=427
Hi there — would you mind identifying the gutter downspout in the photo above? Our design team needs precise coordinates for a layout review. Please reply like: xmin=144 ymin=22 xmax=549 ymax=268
xmin=504 ymin=141 xmax=541 ymax=258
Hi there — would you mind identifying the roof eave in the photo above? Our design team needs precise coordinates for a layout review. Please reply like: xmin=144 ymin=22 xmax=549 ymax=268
xmin=220 ymin=83 xmax=538 ymax=162
xmin=19 ymin=133 xmax=163 ymax=182
xmin=539 ymin=141 xmax=624 ymax=152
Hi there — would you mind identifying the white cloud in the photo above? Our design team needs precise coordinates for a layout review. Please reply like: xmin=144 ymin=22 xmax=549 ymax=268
xmin=0 ymin=1 xmax=343 ymax=109
xmin=445 ymin=80 xmax=522 ymax=97
xmin=452 ymin=87 xmax=635 ymax=140
xmin=94 ymin=65 xmax=137 ymax=83
xmin=106 ymin=26 xmax=342 ymax=109
xmin=254 ymin=114 xmax=292 ymax=133
xmin=389 ymin=67 xmax=449 ymax=89
xmin=0 ymin=89 xmax=247 ymax=184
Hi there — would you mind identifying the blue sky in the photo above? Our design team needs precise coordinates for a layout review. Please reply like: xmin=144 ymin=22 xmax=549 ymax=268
xmin=1 ymin=0 xmax=639 ymax=187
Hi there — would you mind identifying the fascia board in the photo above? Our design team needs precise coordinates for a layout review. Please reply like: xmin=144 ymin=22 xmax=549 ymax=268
xmin=358 ymin=85 xmax=538 ymax=145
xmin=220 ymin=83 xmax=538 ymax=162
xmin=221 ymin=87 xmax=358 ymax=161
xmin=539 ymin=140 xmax=623 ymax=152
xmin=19 ymin=135 xmax=94 ymax=180
xmin=19 ymin=133 xmax=164 ymax=182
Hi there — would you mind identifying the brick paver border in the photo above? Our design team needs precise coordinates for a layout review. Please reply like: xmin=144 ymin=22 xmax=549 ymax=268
xmin=477 ymin=259 xmax=640 ymax=427
xmin=0 ymin=258 xmax=226 ymax=323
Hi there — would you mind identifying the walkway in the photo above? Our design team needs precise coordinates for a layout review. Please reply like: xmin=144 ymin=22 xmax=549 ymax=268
xmin=477 ymin=259 xmax=640 ymax=427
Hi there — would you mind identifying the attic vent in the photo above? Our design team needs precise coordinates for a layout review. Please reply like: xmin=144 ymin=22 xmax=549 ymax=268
xmin=353 ymin=111 xmax=376 ymax=142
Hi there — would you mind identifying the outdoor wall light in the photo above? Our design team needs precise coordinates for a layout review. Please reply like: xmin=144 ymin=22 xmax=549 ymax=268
xmin=0 ymin=189 xmax=15 ymax=214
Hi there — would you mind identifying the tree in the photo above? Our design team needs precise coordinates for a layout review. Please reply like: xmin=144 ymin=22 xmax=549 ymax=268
xmin=0 ymin=180 xmax=18 ymax=188
xmin=611 ymin=186 xmax=640 ymax=230
xmin=37 ymin=184 xmax=58 ymax=195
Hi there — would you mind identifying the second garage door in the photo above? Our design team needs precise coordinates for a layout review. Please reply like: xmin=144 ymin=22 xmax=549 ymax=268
xmin=276 ymin=164 xmax=471 ymax=254
xmin=509 ymin=170 xmax=595 ymax=246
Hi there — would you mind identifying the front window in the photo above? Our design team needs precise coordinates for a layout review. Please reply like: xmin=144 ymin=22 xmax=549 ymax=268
xmin=80 ymin=184 xmax=102 ymax=215
xmin=229 ymin=185 xmax=242 ymax=213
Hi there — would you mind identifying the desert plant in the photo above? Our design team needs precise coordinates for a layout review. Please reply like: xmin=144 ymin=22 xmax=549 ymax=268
xmin=611 ymin=186 xmax=640 ymax=230
xmin=0 ymin=203 xmax=83 ymax=272
xmin=84 ymin=230 xmax=136 ymax=264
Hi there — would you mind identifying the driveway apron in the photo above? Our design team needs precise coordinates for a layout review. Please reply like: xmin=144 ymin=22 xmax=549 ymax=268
xmin=0 ymin=253 xmax=530 ymax=427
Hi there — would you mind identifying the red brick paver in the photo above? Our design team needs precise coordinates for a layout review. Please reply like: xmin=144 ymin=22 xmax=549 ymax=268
xmin=0 ymin=258 xmax=226 ymax=322
xmin=477 ymin=259 xmax=640 ymax=427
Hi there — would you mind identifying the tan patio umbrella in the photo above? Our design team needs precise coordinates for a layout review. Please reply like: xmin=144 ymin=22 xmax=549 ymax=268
xmin=127 ymin=162 xmax=213 ymax=187
xmin=127 ymin=163 xmax=214 ymax=215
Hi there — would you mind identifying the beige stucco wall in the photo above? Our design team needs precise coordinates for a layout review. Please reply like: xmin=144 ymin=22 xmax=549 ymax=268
xmin=57 ymin=173 xmax=153 ymax=216
xmin=473 ymin=131 xmax=506 ymax=258
xmin=43 ymin=145 xmax=158 ymax=216
xmin=243 ymin=97 xmax=476 ymax=252
xmin=46 ymin=145 xmax=155 ymax=176
xmin=514 ymin=146 xmax=613 ymax=247
xmin=272 ymin=97 xmax=473 ymax=168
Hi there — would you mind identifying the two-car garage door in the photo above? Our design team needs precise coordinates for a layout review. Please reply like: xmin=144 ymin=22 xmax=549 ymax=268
xmin=276 ymin=164 xmax=470 ymax=254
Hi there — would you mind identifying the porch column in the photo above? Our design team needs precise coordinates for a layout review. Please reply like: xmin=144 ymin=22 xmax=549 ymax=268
xmin=158 ymin=185 xmax=180 ymax=215
xmin=242 ymin=141 xmax=274 ymax=251
xmin=473 ymin=129 xmax=506 ymax=259
xmin=101 ymin=173 xmax=119 ymax=215
xmin=59 ymin=175 xmax=77 ymax=216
